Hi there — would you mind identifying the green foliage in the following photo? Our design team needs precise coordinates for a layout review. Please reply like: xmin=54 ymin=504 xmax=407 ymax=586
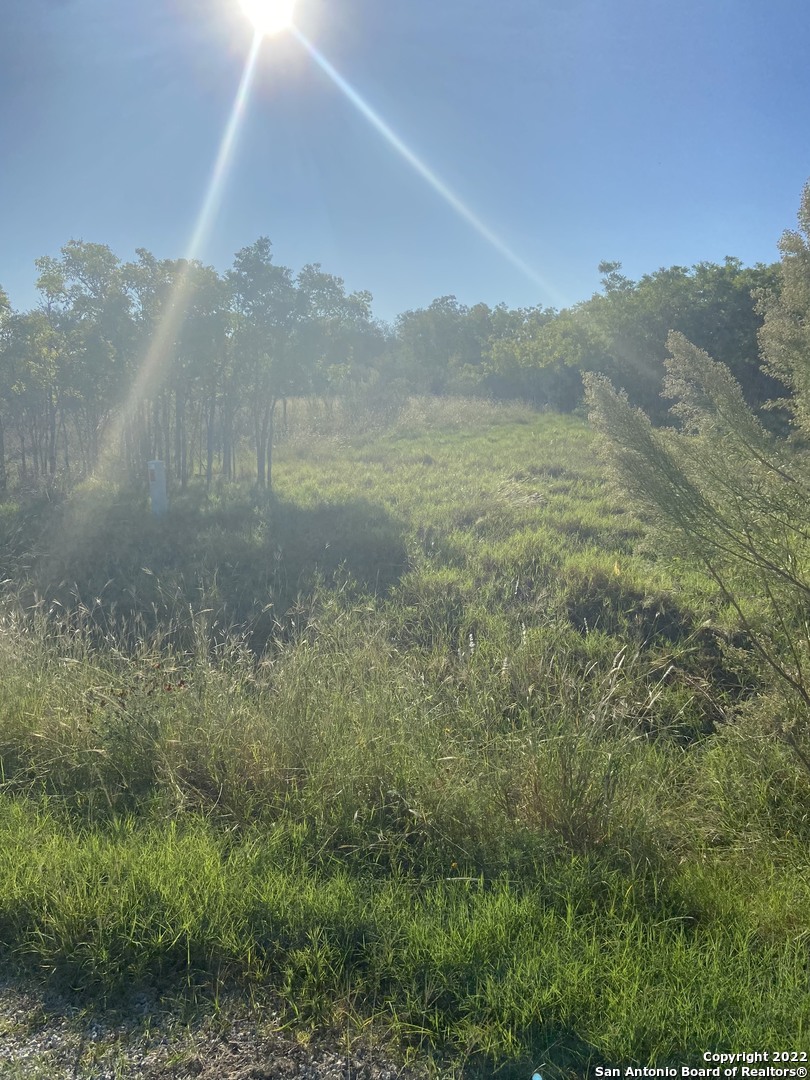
xmin=0 ymin=232 xmax=779 ymax=505
xmin=586 ymin=181 xmax=810 ymax=777
xmin=485 ymin=257 xmax=781 ymax=417
xmin=485 ymin=308 xmax=588 ymax=409
xmin=586 ymin=352 xmax=810 ymax=768
xmin=0 ymin=239 xmax=387 ymax=493
xmin=590 ymin=257 xmax=782 ymax=418
xmin=1 ymin=405 xmax=808 ymax=1072
xmin=758 ymin=180 xmax=810 ymax=437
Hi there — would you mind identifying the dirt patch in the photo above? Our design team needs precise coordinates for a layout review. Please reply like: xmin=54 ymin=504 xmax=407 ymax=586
xmin=0 ymin=980 xmax=420 ymax=1080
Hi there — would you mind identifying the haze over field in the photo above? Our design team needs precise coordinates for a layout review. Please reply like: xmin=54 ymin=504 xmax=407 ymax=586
xmin=4 ymin=2 xmax=810 ymax=1077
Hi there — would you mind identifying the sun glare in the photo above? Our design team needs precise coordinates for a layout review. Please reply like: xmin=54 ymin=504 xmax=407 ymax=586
xmin=239 ymin=0 xmax=296 ymax=36
xmin=294 ymin=30 xmax=561 ymax=305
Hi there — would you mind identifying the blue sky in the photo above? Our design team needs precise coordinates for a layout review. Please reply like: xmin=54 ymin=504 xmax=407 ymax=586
xmin=3 ymin=0 xmax=810 ymax=322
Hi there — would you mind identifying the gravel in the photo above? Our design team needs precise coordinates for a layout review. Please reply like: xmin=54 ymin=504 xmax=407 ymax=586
xmin=0 ymin=979 xmax=423 ymax=1080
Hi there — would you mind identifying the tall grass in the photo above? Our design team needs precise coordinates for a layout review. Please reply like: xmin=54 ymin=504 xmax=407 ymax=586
xmin=0 ymin=401 xmax=808 ymax=1075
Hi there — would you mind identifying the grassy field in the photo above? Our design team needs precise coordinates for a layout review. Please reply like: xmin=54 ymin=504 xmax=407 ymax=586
xmin=0 ymin=398 xmax=808 ymax=1077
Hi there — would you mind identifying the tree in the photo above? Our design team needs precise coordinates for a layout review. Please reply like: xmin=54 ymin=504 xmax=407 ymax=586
xmin=167 ymin=261 xmax=228 ymax=489
xmin=586 ymin=258 xmax=781 ymax=419
xmin=0 ymin=287 xmax=12 ymax=490
xmin=394 ymin=296 xmax=470 ymax=394
xmin=486 ymin=305 xmax=594 ymax=409
xmin=584 ymin=181 xmax=810 ymax=775
xmin=228 ymin=238 xmax=297 ymax=490
xmin=294 ymin=263 xmax=377 ymax=401
xmin=490 ymin=258 xmax=782 ymax=418
xmin=757 ymin=188 xmax=810 ymax=434
xmin=120 ymin=251 xmax=230 ymax=486
xmin=35 ymin=241 xmax=134 ymax=473
xmin=2 ymin=309 xmax=65 ymax=483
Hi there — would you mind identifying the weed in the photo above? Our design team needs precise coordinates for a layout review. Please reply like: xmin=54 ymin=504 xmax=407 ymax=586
xmin=0 ymin=402 xmax=807 ymax=1074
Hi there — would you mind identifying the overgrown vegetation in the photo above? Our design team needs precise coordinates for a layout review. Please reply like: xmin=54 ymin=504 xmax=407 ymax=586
xmin=586 ymin=180 xmax=810 ymax=783
xmin=5 ymin=160 xmax=810 ymax=1078
xmin=0 ymin=236 xmax=777 ymax=493
xmin=1 ymin=397 xmax=808 ymax=1076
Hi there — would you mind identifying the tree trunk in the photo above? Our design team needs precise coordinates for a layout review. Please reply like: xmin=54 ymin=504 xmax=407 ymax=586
xmin=32 ymin=418 xmax=41 ymax=479
xmin=89 ymin=411 xmax=99 ymax=471
xmin=47 ymin=397 xmax=57 ymax=477
xmin=175 ymin=392 xmax=186 ymax=489
xmin=163 ymin=396 xmax=171 ymax=480
xmin=255 ymin=417 xmax=266 ymax=488
xmin=206 ymin=396 xmax=216 ymax=489
xmin=59 ymin=409 xmax=69 ymax=474
xmin=266 ymin=399 xmax=276 ymax=492
xmin=223 ymin=409 xmax=232 ymax=481
xmin=0 ymin=416 xmax=6 ymax=493
xmin=74 ymin=420 xmax=86 ymax=474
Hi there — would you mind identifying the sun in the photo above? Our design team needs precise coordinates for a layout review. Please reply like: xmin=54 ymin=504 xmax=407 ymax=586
xmin=239 ymin=0 xmax=297 ymax=36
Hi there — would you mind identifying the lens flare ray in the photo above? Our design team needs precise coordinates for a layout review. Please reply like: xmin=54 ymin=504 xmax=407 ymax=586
xmin=294 ymin=29 xmax=560 ymax=306
xmin=88 ymin=17 xmax=560 ymax=502
xmin=99 ymin=31 xmax=263 ymax=476
xmin=187 ymin=32 xmax=263 ymax=263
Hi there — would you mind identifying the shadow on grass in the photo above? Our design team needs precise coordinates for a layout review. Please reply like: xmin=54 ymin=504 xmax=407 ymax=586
xmin=456 ymin=1025 xmax=603 ymax=1080
xmin=0 ymin=484 xmax=409 ymax=652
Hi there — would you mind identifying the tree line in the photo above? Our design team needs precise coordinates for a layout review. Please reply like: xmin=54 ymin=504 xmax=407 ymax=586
xmin=0 ymin=239 xmax=383 ymax=491
xmin=0 ymin=236 xmax=781 ymax=491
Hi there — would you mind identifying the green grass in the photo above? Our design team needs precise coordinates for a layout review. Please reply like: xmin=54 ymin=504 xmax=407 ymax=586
xmin=0 ymin=398 xmax=807 ymax=1076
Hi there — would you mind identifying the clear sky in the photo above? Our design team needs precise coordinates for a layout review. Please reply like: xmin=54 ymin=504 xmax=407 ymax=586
xmin=3 ymin=0 xmax=810 ymax=323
